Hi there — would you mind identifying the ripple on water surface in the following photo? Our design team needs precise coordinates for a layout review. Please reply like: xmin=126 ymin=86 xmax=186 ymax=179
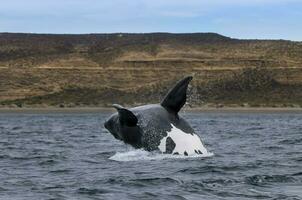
xmin=0 ymin=112 xmax=301 ymax=200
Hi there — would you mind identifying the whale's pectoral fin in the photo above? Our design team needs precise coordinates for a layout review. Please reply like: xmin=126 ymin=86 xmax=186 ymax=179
xmin=161 ymin=76 xmax=193 ymax=114
xmin=112 ymin=104 xmax=138 ymax=126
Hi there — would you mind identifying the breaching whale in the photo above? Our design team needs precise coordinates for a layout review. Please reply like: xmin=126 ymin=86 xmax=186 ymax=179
xmin=104 ymin=76 xmax=209 ymax=156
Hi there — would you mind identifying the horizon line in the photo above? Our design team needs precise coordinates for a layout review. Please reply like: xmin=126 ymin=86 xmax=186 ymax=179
xmin=0 ymin=31 xmax=301 ymax=42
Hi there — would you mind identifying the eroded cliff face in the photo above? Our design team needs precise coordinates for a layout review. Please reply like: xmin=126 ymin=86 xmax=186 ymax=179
xmin=0 ymin=33 xmax=301 ymax=107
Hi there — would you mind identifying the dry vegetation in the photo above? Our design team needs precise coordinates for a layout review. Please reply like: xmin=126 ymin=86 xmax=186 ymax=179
xmin=0 ymin=33 xmax=301 ymax=108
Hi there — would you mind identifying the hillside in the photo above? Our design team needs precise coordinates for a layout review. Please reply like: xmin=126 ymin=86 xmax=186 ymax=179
xmin=0 ymin=32 xmax=301 ymax=108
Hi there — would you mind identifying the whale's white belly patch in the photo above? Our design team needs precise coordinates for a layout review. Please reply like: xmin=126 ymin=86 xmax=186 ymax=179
xmin=158 ymin=124 xmax=208 ymax=155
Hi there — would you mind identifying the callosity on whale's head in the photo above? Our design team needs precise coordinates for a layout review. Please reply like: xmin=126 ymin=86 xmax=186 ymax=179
xmin=104 ymin=76 xmax=209 ymax=156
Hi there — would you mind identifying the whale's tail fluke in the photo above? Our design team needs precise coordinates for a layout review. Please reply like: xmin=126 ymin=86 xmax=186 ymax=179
xmin=161 ymin=76 xmax=193 ymax=114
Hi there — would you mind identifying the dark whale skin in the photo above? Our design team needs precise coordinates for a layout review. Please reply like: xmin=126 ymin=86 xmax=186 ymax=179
xmin=104 ymin=76 xmax=207 ymax=155
xmin=105 ymin=104 xmax=194 ymax=152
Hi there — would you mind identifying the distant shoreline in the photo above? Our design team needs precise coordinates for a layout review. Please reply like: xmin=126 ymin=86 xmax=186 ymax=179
xmin=1 ymin=107 xmax=302 ymax=113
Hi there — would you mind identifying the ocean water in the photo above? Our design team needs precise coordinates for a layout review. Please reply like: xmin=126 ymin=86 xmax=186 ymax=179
xmin=0 ymin=111 xmax=301 ymax=200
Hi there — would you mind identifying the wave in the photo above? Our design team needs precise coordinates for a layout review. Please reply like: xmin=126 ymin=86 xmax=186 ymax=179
xmin=245 ymin=174 xmax=296 ymax=186
xmin=77 ymin=187 xmax=109 ymax=195
xmin=109 ymin=149 xmax=214 ymax=162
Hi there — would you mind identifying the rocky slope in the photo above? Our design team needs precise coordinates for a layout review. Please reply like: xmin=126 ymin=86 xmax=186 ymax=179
xmin=0 ymin=33 xmax=301 ymax=107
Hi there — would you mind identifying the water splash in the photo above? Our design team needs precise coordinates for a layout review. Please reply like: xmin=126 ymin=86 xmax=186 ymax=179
xmin=109 ymin=149 xmax=214 ymax=162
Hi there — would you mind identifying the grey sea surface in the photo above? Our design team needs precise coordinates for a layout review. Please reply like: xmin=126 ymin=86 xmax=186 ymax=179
xmin=0 ymin=111 xmax=301 ymax=200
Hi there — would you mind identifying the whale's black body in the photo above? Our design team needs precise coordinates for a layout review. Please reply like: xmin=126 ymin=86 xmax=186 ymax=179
xmin=104 ymin=76 xmax=208 ymax=155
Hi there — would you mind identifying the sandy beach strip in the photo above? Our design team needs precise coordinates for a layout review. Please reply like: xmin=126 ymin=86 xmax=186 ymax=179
xmin=0 ymin=107 xmax=301 ymax=114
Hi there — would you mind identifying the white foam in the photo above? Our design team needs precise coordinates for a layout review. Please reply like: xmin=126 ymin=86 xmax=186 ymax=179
xmin=109 ymin=149 xmax=214 ymax=162
xmin=158 ymin=124 xmax=209 ymax=156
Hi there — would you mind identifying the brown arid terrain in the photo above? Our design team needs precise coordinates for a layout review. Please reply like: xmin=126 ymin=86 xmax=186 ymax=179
xmin=0 ymin=32 xmax=301 ymax=108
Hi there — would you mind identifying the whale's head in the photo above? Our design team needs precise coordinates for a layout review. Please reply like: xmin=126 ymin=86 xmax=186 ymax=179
xmin=104 ymin=113 xmax=121 ymax=140
xmin=104 ymin=104 xmax=142 ymax=148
